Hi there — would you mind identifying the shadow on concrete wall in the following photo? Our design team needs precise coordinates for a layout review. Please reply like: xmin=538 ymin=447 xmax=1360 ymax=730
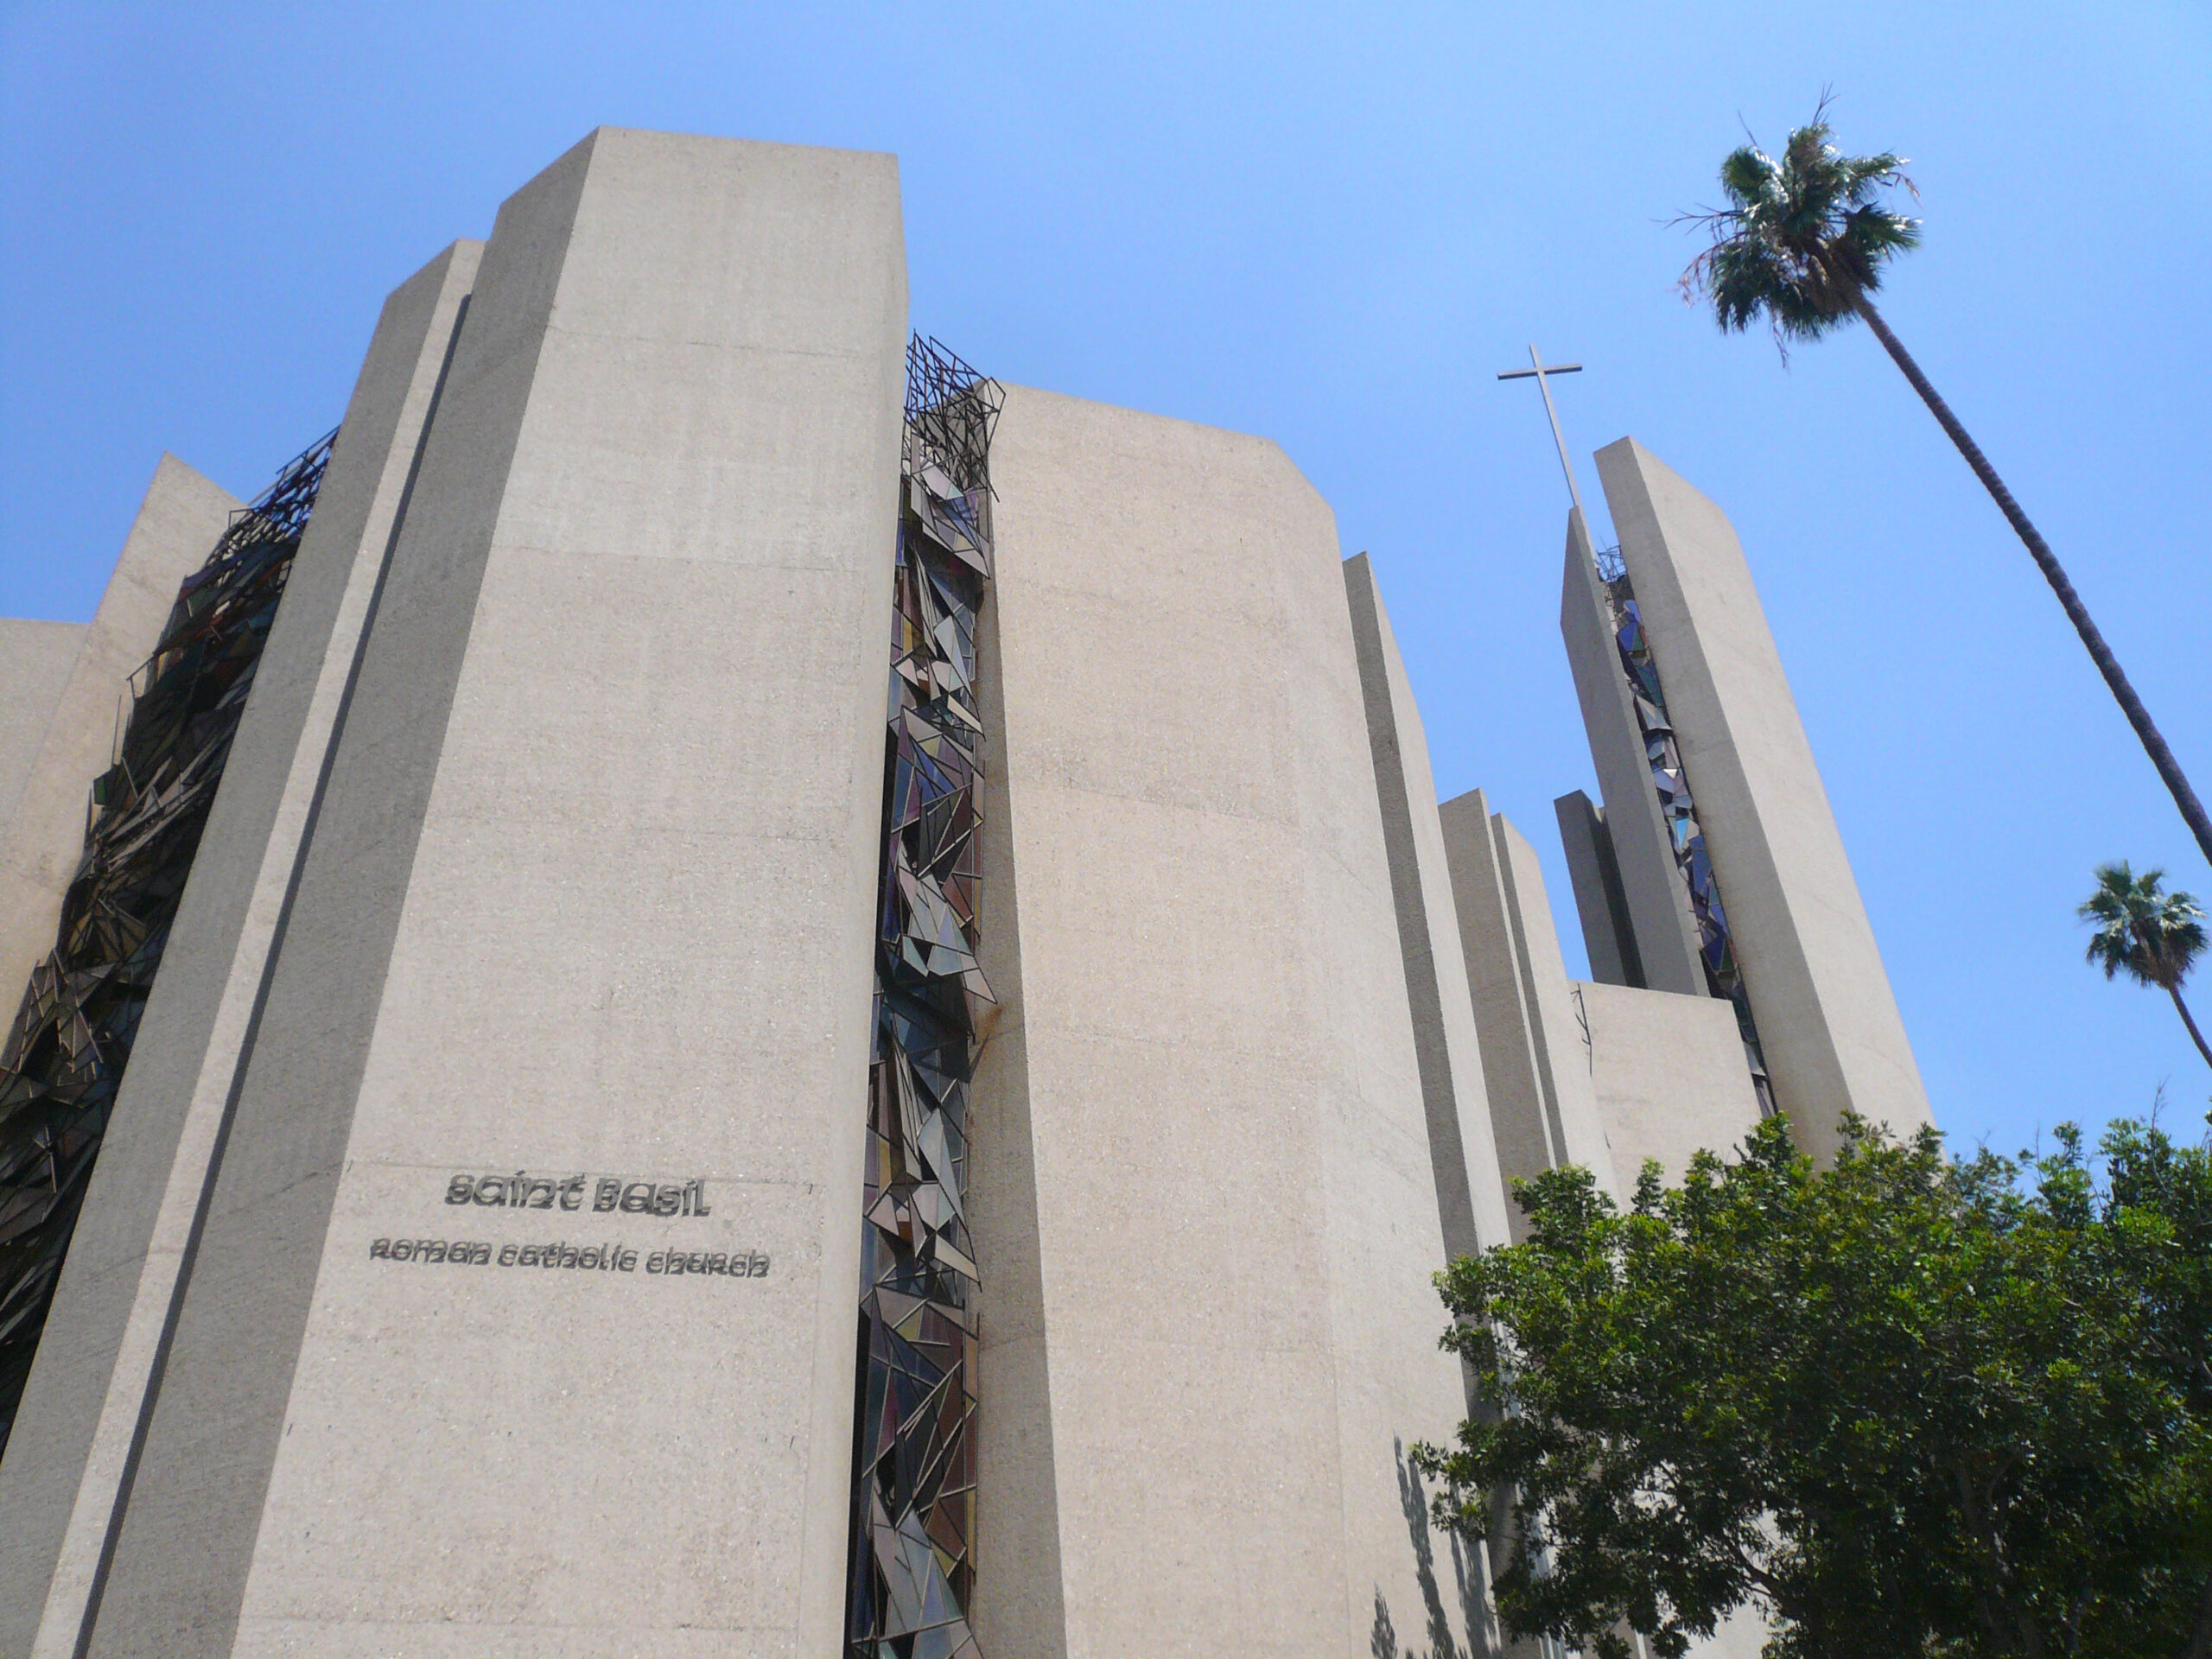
xmin=1370 ymin=1437 xmax=1501 ymax=1659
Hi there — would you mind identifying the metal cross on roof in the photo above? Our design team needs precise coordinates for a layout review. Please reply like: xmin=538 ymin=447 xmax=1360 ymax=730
xmin=1497 ymin=344 xmax=1587 ymax=524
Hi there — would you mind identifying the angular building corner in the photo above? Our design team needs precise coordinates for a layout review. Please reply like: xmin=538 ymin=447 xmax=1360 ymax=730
xmin=0 ymin=125 xmax=1931 ymax=1659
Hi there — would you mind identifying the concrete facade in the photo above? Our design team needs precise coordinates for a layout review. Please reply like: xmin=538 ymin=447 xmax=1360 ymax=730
xmin=0 ymin=620 xmax=86 ymax=832
xmin=2 ymin=239 xmax=483 ymax=1659
xmin=1440 ymin=790 xmax=1622 ymax=1230
xmin=48 ymin=130 xmax=909 ymax=1658
xmin=1593 ymin=438 xmax=1931 ymax=1158
xmin=1579 ymin=981 xmax=1764 ymax=1186
xmin=0 ymin=459 xmax=239 ymax=1002
xmin=1557 ymin=506 xmax=1705 ymax=997
xmin=1343 ymin=553 xmax=1514 ymax=1269
xmin=1491 ymin=816 xmax=1618 ymax=1189
xmin=969 ymin=388 xmax=1487 ymax=1659
xmin=1553 ymin=789 xmax=1637 ymax=990
xmin=1 ymin=127 xmax=1942 ymax=1659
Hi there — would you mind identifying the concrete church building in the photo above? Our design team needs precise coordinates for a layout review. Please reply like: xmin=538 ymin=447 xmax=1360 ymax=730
xmin=0 ymin=130 xmax=1930 ymax=1658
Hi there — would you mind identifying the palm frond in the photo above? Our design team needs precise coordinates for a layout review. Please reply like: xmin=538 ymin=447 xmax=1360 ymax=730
xmin=2079 ymin=861 xmax=2209 ymax=990
xmin=1676 ymin=103 xmax=1923 ymax=358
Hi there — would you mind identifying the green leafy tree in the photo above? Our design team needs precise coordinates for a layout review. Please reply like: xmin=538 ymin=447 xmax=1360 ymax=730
xmin=2082 ymin=861 xmax=2212 ymax=1070
xmin=1678 ymin=104 xmax=2212 ymax=873
xmin=1414 ymin=1114 xmax=2212 ymax=1658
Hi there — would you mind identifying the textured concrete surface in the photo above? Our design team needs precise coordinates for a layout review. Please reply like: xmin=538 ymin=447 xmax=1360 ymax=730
xmin=1441 ymin=789 xmax=1556 ymax=1235
xmin=0 ymin=458 xmax=238 ymax=1004
xmin=0 ymin=620 xmax=86 ymax=834
xmin=970 ymin=386 xmax=1487 ymax=1659
xmin=1442 ymin=792 xmax=1625 ymax=1230
xmin=1493 ymin=815 xmax=1619 ymax=1192
xmin=1579 ymin=980 xmax=1764 ymax=1185
xmin=1344 ymin=552 xmax=1513 ymax=1268
xmin=1554 ymin=789 xmax=1638 ymax=988
xmin=965 ymin=582 xmax=1072 ymax=1659
xmin=83 ymin=130 xmax=906 ymax=1658
xmin=1595 ymin=438 xmax=1930 ymax=1160
xmin=1557 ymin=505 xmax=1705 ymax=996
xmin=10 ymin=241 xmax=482 ymax=1659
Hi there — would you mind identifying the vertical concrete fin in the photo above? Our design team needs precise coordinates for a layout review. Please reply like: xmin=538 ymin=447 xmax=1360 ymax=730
xmin=1438 ymin=789 xmax=1553 ymax=1243
xmin=969 ymin=573 xmax=1070 ymax=1659
xmin=0 ymin=620 xmax=89 ymax=835
xmin=1553 ymin=789 xmax=1641 ymax=988
xmin=1342 ymin=553 xmax=1512 ymax=1262
xmin=1491 ymin=814 xmax=1622 ymax=1201
xmin=1593 ymin=437 xmax=1931 ymax=1158
xmin=0 ymin=458 xmax=239 ymax=1002
xmin=81 ymin=142 xmax=602 ymax=1655
xmin=86 ymin=130 xmax=908 ymax=1658
xmin=1557 ymin=504 xmax=1706 ymax=995
xmin=12 ymin=240 xmax=483 ymax=1659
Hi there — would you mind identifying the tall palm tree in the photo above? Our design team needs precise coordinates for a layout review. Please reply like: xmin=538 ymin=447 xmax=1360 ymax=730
xmin=1678 ymin=104 xmax=2212 ymax=873
xmin=2080 ymin=861 xmax=2212 ymax=1069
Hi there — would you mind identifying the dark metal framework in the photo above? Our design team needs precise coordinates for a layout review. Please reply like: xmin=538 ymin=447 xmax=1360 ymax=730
xmin=848 ymin=337 xmax=1002 ymax=1659
xmin=1597 ymin=556 xmax=1777 ymax=1113
xmin=0 ymin=435 xmax=333 ymax=1451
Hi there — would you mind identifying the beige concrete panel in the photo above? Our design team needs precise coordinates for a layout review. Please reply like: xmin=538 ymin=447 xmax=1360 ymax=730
xmin=9 ymin=241 xmax=482 ymax=1659
xmin=1579 ymin=981 xmax=1764 ymax=1185
xmin=1594 ymin=438 xmax=1931 ymax=1158
xmin=985 ymin=386 xmax=1478 ymax=1658
xmin=1493 ymin=817 xmax=1622 ymax=1200
xmin=0 ymin=457 xmax=238 ymax=1001
xmin=966 ymin=579 xmax=1071 ymax=1659
xmin=1439 ymin=790 xmax=1553 ymax=1240
xmin=0 ymin=619 xmax=85 ymax=829
xmin=203 ymin=130 xmax=905 ymax=1659
xmin=1557 ymin=506 xmax=1704 ymax=995
xmin=1553 ymin=790 xmax=1637 ymax=988
xmin=1343 ymin=553 xmax=1513 ymax=1265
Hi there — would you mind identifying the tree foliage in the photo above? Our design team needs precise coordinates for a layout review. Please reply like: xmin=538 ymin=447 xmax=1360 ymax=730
xmin=2082 ymin=863 xmax=2212 ymax=1069
xmin=1414 ymin=1114 xmax=2212 ymax=1659
xmin=1677 ymin=99 xmax=1920 ymax=353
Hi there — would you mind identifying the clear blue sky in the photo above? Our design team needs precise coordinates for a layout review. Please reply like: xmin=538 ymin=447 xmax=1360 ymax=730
xmin=5 ymin=2 xmax=2208 ymax=1162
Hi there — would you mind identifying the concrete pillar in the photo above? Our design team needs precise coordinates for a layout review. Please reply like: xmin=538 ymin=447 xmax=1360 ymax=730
xmin=0 ymin=458 xmax=239 ymax=1001
xmin=6 ymin=240 xmax=481 ymax=1659
xmin=1440 ymin=792 xmax=1623 ymax=1235
xmin=969 ymin=388 xmax=1484 ymax=1659
xmin=1593 ymin=438 xmax=1930 ymax=1157
xmin=1491 ymin=816 xmax=1617 ymax=1191
xmin=1557 ymin=505 xmax=1705 ymax=996
xmin=80 ymin=130 xmax=907 ymax=1658
xmin=1554 ymin=789 xmax=1639 ymax=988
xmin=0 ymin=620 xmax=88 ymax=832
xmin=1343 ymin=552 xmax=1514 ymax=1268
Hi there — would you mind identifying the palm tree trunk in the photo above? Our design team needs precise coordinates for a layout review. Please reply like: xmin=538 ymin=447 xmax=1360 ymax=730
xmin=1851 ymin=295 xmax=2212 ymax=873
xmin=2167 ymin=983 xmax=2212 ymax=1071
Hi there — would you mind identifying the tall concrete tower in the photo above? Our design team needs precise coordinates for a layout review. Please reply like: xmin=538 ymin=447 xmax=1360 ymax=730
xmin=1556 ymin=437 xmax=1932 ymax=1162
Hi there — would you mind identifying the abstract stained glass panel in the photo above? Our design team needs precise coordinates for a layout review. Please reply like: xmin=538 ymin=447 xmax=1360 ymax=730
xmin=847 ymin=337 xmax=1002 ymax=1659
xmin=0 ymin=435 xmax=333 ymax=1450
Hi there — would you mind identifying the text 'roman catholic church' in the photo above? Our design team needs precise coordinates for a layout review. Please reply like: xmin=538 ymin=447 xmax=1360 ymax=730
xmin=0 ymin=129 xmax=1930 ymax=1659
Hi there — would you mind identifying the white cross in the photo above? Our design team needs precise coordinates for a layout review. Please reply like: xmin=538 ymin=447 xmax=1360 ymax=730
xmin=1497 ymin=344 xmax=1587 ymax=524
